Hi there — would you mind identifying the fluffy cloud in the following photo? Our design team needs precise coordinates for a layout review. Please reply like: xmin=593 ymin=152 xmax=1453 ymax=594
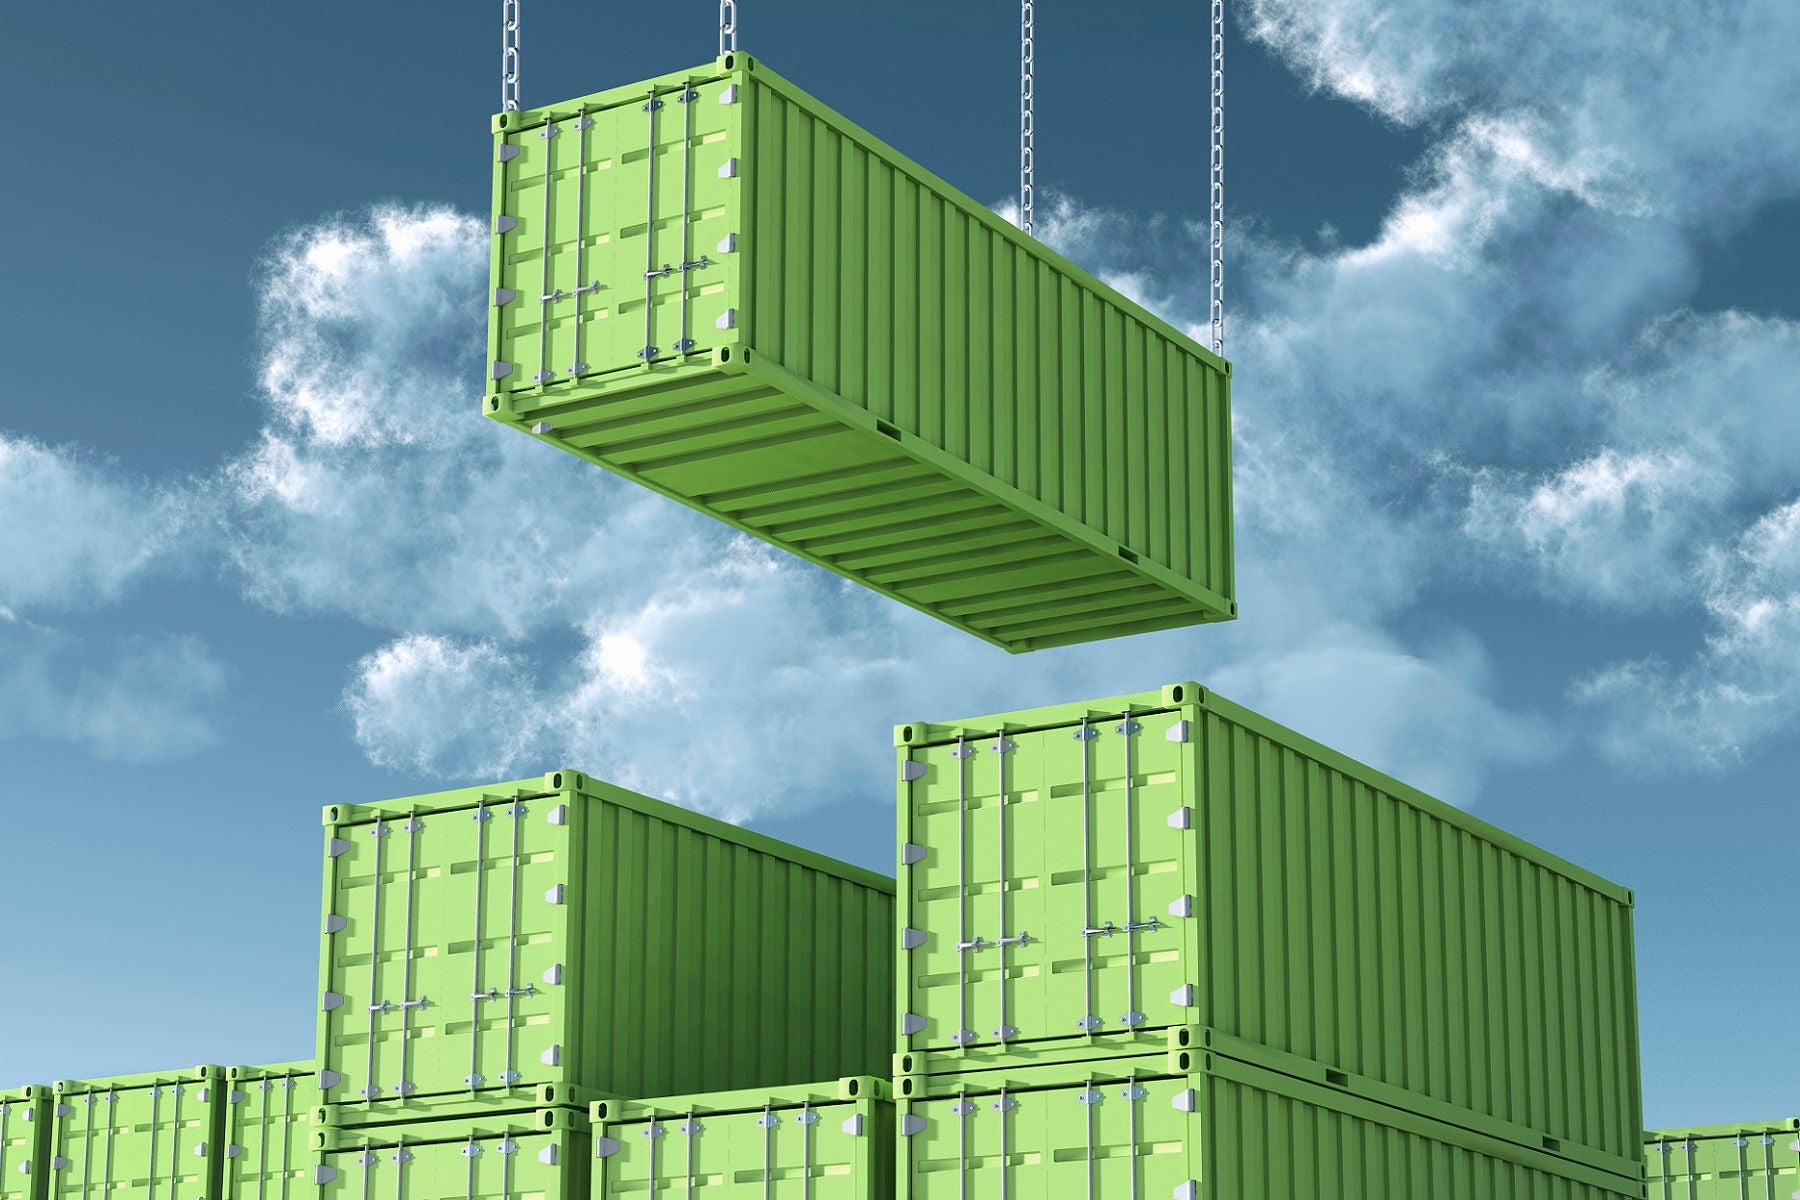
xmin=0 ymin=435 xmax=195 ymax=613
xmin=0 ymin=613 xmax=228 ymax=762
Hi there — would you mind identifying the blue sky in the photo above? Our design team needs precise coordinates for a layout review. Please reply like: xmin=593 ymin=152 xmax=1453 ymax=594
xmin=1 ymin=0 xmax=1795 ymax=1130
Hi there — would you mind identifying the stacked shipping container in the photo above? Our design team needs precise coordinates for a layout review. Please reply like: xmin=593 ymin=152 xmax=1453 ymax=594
xmin=307 ymin=768 xmax=896 ymax=1200
xmin=1645 ymin=1120 xmax=1799 ymax=1198
xmin=893 ymin=681 xmax=1648 ymax=1197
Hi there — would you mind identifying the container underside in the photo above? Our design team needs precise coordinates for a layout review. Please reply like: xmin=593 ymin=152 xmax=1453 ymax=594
xmin=492 ymin=361 xmax=1231 ymax=652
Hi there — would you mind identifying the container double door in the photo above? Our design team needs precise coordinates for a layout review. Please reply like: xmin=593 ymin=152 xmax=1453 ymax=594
xmin=0 ymin=1087 xmax=49 ymax=1200
xmin=318 ymin=796 xmax=572 ymax=1105
xmin=594 ymin=1099 xmax=880 ymax=1199
xmin=223 ymin=1067 xmax=311 ymax=1200
xmin=47 ymin=1073 xmax=223 ymax=1200
xmin=313 ymin=1114 xmax=585 ymax=1200
xmin=900 ymin=709 xmax=1194 ymax=1061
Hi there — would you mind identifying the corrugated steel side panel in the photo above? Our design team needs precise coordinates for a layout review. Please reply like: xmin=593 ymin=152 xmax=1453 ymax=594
xmin=317 ymin=772 xmax=894 ymax=1111
xmin=0 ymin=1085 xmax=50 ymax=1200
xmin=312 ymin=1109 xmax=587 ymax=1200
xmin=1645 ymin=1120 xmax=1800 ymax=1199
xmin=897 ymin=1055 xmax=1640 ymax=1200
xmin=895 ymin=681 xmax=1642 ymax=1165
xmin=590 ymin=1079 xmax=891 ymax=1200
xmin=743 ymin=68 xmax=1234 ymax=602
xmin=222 ymin=1065 xmax=310 ymax=1200
xmin=48 ymin=1068 xmax=226 ymax=1200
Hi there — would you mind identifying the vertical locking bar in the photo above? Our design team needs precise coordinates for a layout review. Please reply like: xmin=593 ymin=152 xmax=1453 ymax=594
xmin=957 ymin=1092 xmax=969 ymax=1200
xmin=364 ymin=819 xmax=387 ymax=1098
xmin=392 ymin=1136 xmax=406 ymax=1200
xmin=468 ymin=801 xmax=492 ymax=1091
xmin=1083 ymin=1081 xmax=1095 ymax=1200
xmin=955 ymin=735 xmax=973 ymax=1046
xmin=78 ymin=1093 xmax=94 ymax=1200
xmin=640 ymin=89 xmax=661 ymax=362
xmin=1119 ymin=713 xmax=1142 ymax=1027
xmin=1126 ymin=1076 xmax=1141 ymax=1200
xmin=684 ymin=1111 xmax=697 ymax=1200
xmin=762 ymin=1106 xmax=773 ymax=1200
xmin=535 ymin=117 xmax=557 ymax=384
xmin=994 ymin=734 xmax=1011 ymax=1042
xmin=359 ymin=1139 xmax=373 ymax=1200
xmin=396 ymin=813 xmax=421 ymax=1095
xmin=278 ymin=1077 xmax=294 ymax=1200
xmin=676 ymin=85 xmax=696 ymax=357
xmin=145 ymin=1089 xmax=160 ymax=1200
xmin=502 ymin=802 xmax=526 ymax=1088
xmin=500 ymin=1130 xmax=514 ymax=1200
xmin=167 ymin=1086 xmax=184 ymax=1200
xmin=569 ymin=108 xmax=590 ymax=376
xmin=256 ymin=1080 xmax=272 ymax=1200
xmin=463 ymin=1134 xmax=478 ymax=1200
xmin=996 ymin=1089 xmax=1008 ymax=1200
xmin=1078 ymin=717 xmax=1099 ymax=1031
xmin=98 ymin=1096 xmax=115 ymax=1200
xmin=802 ymin=1102 xmax=814 ymax=1200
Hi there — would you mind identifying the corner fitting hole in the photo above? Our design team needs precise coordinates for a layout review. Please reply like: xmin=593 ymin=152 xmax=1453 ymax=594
xmin=902 ymin=726 xmax=913 ymax=741
xmin=901 ymin=1079 xmax=913 ymax=1096
xmin=725 ymin=54 xmax=734 ymax=68
xmin=489 ymin=398 xmax=498 ymax=410
xmin=1325 ymin=1070 xmax=1348 ymax=1087
xmin=876 ymin=420 xmax=901 ymax=440
xmin=1177 ymin=1052 xmax=1191 ymax=1071
xmin=847 ymin=1080 xmax=859 ymax=1096
xmin=719 ymin=347 xmax=730 ymax=362
xmin=596 ymin=1103 xmax=609 ymax=1119
xmin=551 ymin=773 xmax=563 ymax=788
xmin=902 ymin=1055 xmax=913 ymax=1072
xmin=741 ymin=349 xmax=751 ymax=363
xmin=1171 ymin=686 xmax=1184 ymax=702
xmin=329 ymin=807 xmax=338 ymax=820
xmin=498 ymin=115 xmax=509 ymax=128
xmin=1177 ymin=1029 xmax=1190 ymax=1046
xmin=544 ymin=1087 xmax=554 ymax=1101
xmin=1118 ymin=546 xmax=1139 ymax=564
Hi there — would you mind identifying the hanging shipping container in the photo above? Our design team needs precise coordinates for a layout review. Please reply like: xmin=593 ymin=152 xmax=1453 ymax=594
xmin=314 ymin=770 xmax=894 ymax=1116
xmin=311 ymin=1108 xmax=587 ymax=1200
xmin=588 ymin=1077 xmax=892 ymax=1200
xmin=1 ymin=1084 xmax=50 ymax=1200
xmin=1645 ymin=1120 xmax=1799 ymax=1199
xmin=895 ymin=1047 xmax=1643 ymax=1200
xmin=484 ymin=55 xmax=1236 ymax=653
xmin=48 ymin=1068 xmax=227 ymax=1200
xmin=893 ymin=681 xmax=1644 ymax=1170
xmin=222 ymin=1065 xmax=311 ymax=1200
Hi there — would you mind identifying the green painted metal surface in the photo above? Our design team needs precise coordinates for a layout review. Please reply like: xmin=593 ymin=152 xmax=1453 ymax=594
xmin=48 ymin=1068 xmax=226 ymax=1200
xmin=589 ymin=1077 xmax=892 ymax=1200
xmin=222 ymin=1065 xmax=311 ymax=1200
xmin=1 ymin=1084 xmax=51 ymax=1200
xmin=1645 ymin=1119 xmax=1799 ymax=1199
xmin=311 ymin=1109 xmax=587 ymax=1200
xmin=485 ymin=55 xmax=1236 ymax=653
xmin=314 ymin=770 xmax=895 ymax=1115
xmin=896 ymin=1052 xmax=1642 ymax=1200
xmin=894 ymin=680 xmax=1644 ymax=1166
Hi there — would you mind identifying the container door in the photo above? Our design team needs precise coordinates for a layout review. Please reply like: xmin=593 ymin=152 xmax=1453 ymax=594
xmin=48 ymin=1085 xmax=213 ymax=1200
xmin=903 ymin=1075 xmax=1191 ymax=1198
xmin=320 ymin=796 xmax=572 ymax=1103
xmin=493 ymin=74 xmax=743 ymax=391
xmin=0 ymin=1093 xmax=45 ymax=1200
xmin=223 ymin=1074 xmax=307 ymax=1200
xmin=316 ymin=1128 xmax=565 ymax=1200
xmin=596 ymin=1102 xmax=864 ymax=1200
xmin=904 ymin=711 xmax=1191 ymax=1052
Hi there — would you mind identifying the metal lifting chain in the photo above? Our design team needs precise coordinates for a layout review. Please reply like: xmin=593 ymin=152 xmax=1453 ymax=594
xmin=1020 ymin=1 xmax=1035 ymax=236
xmin=501 ymin=0 xmax=521 ymax=113
xmin=720 ymin=0 xmax=738 ymax=55
xmin=1210 ymin=0 xmax=1225 ymax=355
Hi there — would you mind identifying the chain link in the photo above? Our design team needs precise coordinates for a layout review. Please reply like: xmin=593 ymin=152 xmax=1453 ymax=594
xmin=1210 ymin=0 xmax=1225 ymax=355
xmin=720 ymin=0 xmax=738 ymax=55
xmin=501 ymin=0 xmax=521 ymax=113
xmin=1020 ymin=1 xmax=1035 ymax=236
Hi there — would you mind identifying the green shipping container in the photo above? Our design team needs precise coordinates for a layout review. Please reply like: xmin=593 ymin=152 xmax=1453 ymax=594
xmin=311 ymin=1108 xmax=587 ymax=1200
xmin=49 ymin=1067 xmax=227 ymax=1200
xmin=589 ymin=1077 xmax=892 ymax=1200
xmin=314 ymin=770 xmax=895 ymax=1116
xmin=894 ymin=681 xmax=1644 ymax=1169
xmin=222 ymin=1065 xmax=312 ymax=1200
xmin=1645 ymin=1120 xmax=1799 ymax=1199
xmin=895 ymin=1049 xmax=1642 ymax=1200
xmin=484 ymin=54 xmax=1235 ymax=653
xmin=1 ymin=1085 xmax=50 ymax=1200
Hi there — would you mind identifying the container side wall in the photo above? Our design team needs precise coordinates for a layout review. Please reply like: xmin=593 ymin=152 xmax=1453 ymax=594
xmin=578 ymin=798 xmax=895 ymax=1098
xmin=745 ymin=73 xmax=1234 ymax=602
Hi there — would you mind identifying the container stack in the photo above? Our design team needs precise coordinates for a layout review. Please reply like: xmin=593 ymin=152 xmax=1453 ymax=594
xmin=1645 ymin=1119 xmax=1799 ymax=1198
xmin=307 ymin=769 xmax=896 ymax=1200
xmin=891 ymin=682 xmax=1649 ymax=1198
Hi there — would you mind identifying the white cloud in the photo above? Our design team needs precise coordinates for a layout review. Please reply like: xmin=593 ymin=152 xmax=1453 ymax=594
xmin=0 ymin=435 xmax=194 ymax=613
xmin=345 ymin=635 xmax=547 ymax=778
xmin=0 ymin=614 xmax=228 ymax=762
